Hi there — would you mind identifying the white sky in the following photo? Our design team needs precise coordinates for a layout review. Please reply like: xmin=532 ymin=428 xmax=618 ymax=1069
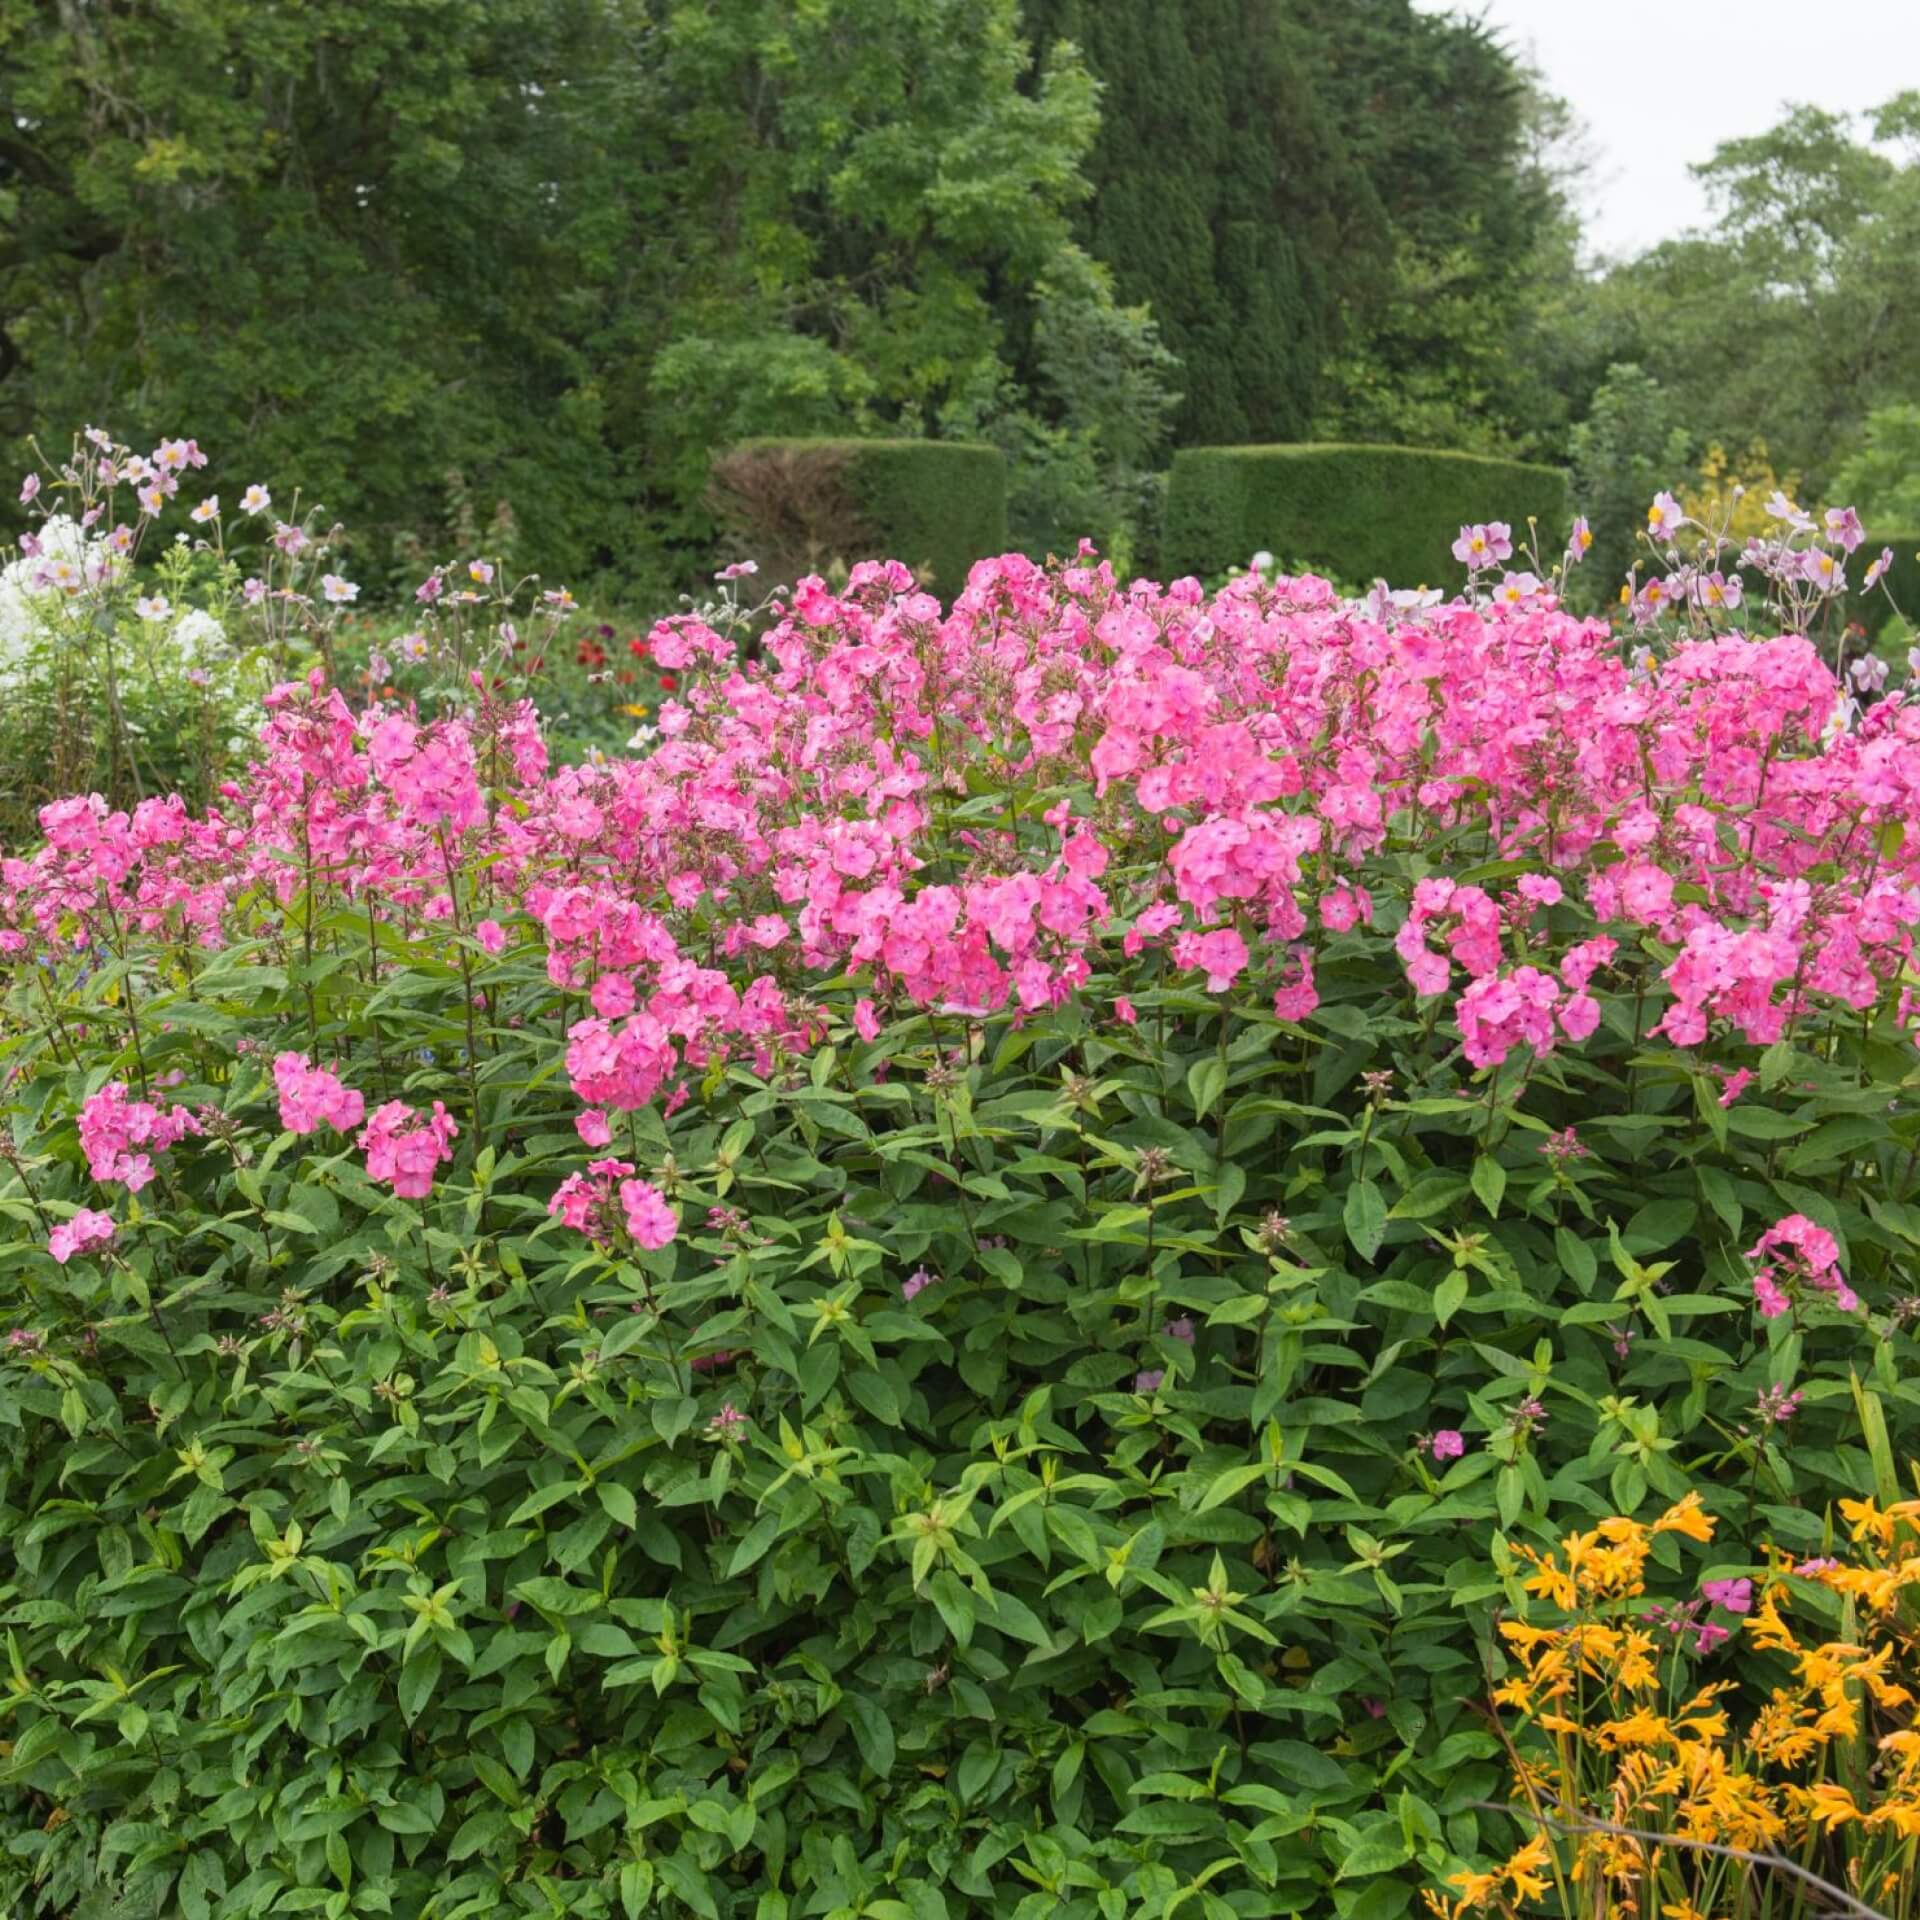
xmin=1411 ymin=0 xmax=1920 ymax=259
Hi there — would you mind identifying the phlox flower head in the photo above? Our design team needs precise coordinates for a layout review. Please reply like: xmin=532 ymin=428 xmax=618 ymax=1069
xmin=548 ymin=1157 xmax=634 ymax=1246
xmin=620 ymin=1178 xmax=677 ymax=1250
xmin=78 ymin=1082 xmax=201 ymax=1192
xmin=272 ymin=1052 xmax=365 ymax=1136
xmin=1747 ymin=1213 xmax=1857 ymax=1318
xmin=360 ymin=1100 xmax=458 ymax=1199
xmin=1430 ymin=1429 xmax=1465 ymax=1462
xmin=48 ymin=1208 xmax=115 ymax=1265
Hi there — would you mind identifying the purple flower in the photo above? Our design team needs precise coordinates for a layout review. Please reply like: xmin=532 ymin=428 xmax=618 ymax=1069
xmin=902 ymin=1266 xmax=939 ymax=1303
xmin=1701 ymin=1577 xmax=1752 ymax=1616
xmin=1429 ymin=1429 xmax=1465 ymax=1462
xmin=1133 ymin=1369 xmax=1165 ymax=1394
xmin=1825 ymin=505 xmax=1864 ymax=553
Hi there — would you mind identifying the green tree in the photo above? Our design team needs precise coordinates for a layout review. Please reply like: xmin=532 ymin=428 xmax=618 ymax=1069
xmin=603 ymin=0 xmax=1175 ymax=571
xmin=1300 ymin=4 xmax=1583 ymax=456
xmin=1020 ymin=0 xmax=1391 ymax=447
xmin=0 ymin=0 xmax=641 ymax=583
xmin=1584 ymin=94 xmax=1920 ymax=496
xmin=1567 ymin=362 xmax=1692 ymax=609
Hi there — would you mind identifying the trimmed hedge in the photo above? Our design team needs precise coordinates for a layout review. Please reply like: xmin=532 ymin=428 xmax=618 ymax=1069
xmin=1164 ymin=443 xmax=1572 ymax=588
xmin=711 ymin=438 xmax=1009 ymax=599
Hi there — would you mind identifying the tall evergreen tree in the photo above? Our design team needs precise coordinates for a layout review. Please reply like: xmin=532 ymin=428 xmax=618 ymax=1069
xmin=1019 ymin=0 xmax=1390 ymax=446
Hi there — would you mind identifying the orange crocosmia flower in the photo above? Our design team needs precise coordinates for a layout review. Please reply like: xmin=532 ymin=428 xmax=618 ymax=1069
xmin=1522 ymin=1557 xmax=1577 ymax=1610
xmin=1651 ymin=1490 xmax=1714 ymax=1542
xmin=1840 ymin=1497 xmax=1895 ymax=1548
xmin=1595 ymin=1707 xmax=1673 ymax=1748
xmin=1747 ymin=1587 xmax=1799 ymax=1654
xmin=1504 ymin=1831 xmax=1553 ymax=1901
xmin=1800 ymin=1781 xmax=1864 ymax=1830
xmin=1871 ymin=1792 xmax=1920 ymax=1839
xmin=1613 ymin=1631 xmax=1661 ymax=1693
xmin=1444 ymin=1867 xmax=1502 ymax=1913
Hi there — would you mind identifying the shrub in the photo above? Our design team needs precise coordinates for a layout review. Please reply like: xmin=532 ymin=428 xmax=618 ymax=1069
xmin=6 ymin=502 xmax=1920 ymax=1919
xmin=709 ymin=440 xmax=1009 ymax=598
xmin=1163 ymin=443 xmax=1571 ymax=588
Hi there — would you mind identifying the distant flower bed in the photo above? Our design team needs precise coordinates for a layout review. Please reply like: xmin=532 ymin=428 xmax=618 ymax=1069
xmin=5 ymin=448 xmax=1920 ymax=1916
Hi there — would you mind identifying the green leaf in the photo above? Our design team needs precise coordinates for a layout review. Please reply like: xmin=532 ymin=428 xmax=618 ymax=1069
xmin=1188 ymin=1056 xmax=1228 ymax=1123
xmin=843 ymin=1693 xmax=896 ymax=1777
xmin=1469 ymin=1156 xmax=1505 ymax=1219
xmin=1343 ymin=1178 xmax=1388 ymax=1262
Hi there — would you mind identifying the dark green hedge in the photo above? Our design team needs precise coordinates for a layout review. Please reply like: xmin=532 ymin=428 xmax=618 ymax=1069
xmin=713 ymin=439 xmax=1009 ymax=600
xmin=1164 ymin=443 xmax=1572 ymax=589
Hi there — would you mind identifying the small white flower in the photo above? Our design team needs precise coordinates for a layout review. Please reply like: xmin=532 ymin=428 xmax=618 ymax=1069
xmin=135 ymin=594 xmax=170 ymax=622
xmin=321 ymin=574 xmax=359 ymax=605
xmin=190 ymin=496 xmax=219 ymax=523
xmin=241 ymin=484 xmax=271 ymax=514
xmin=1250 ymin=550 xmax=1276 ymax=573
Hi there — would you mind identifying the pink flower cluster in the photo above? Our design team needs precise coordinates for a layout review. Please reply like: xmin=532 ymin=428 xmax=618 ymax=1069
xmin=273 ymin=1051 xmax=366 ymax=1135
xmin=548 ymin=1158 xmax=678 ymax=1251
xmin=48 ymin=1208 xmax=115 ymax=1265
xmin=77 ymin=1081 xmax=201 ymax=1192
xmin=1747 ymin=1213 xmax=1858 ymax=1319
xmin=359 ymin=1100 xmax=458 ymax=1200
xmin=14 ymin=543 xmax=1920 ymax=1278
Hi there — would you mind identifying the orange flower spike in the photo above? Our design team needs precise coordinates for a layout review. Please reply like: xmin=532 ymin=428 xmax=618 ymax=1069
xmin=1522 ymin=1556 xmax=1578 ymax=1610
xmin=1444 ymin=1867 xmax=1502 ymax=1913
xmin=1799 ymin=1781 xmax=1864 ymax=1830
xmin=1840 ymin=1497 xmax=1895 ymax=1549
xmin=1504 ymin=1831 xmax=1553 ymax=1902
xmin=1650 ymin=1490 xmax=1715 ymax=1542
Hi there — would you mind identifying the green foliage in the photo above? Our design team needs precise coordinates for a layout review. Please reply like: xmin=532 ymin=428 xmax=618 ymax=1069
xmin=0 ymin=0 xmax=637 ymax=587
xmin=713 ymin=440 xmax=1010 ymax=598
xmin=1018 ymin=0 xmax=1384 ymax=447
xmin=1295 ymin=4 xmax=1585 ymax=459
xmin=0 ymin=0 xmax=1127 ymax=592
xmin=1567 ymin=364 xmax=1695 ymax=611
xmin=1575 ymin=94 xmax=1920 ymax=498
xmin=1832 ymin=406 xmax=1920 ymax=529
xmin=6 ymin=862 xmax=1916 ymax=1917
xmin=1164 ymin=444 xmax=1571 ymax=588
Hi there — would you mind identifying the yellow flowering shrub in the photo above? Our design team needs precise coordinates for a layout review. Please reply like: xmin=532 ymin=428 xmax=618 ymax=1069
xmin=1680 ymin=442 xmax=1802 ymax=549
xmin=1433 ymin=1493 xmax=1920 ymax=1920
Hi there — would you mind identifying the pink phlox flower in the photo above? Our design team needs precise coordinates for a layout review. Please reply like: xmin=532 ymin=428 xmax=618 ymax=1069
xmin=49 ymin=1208 xmax=116 ymax=1265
